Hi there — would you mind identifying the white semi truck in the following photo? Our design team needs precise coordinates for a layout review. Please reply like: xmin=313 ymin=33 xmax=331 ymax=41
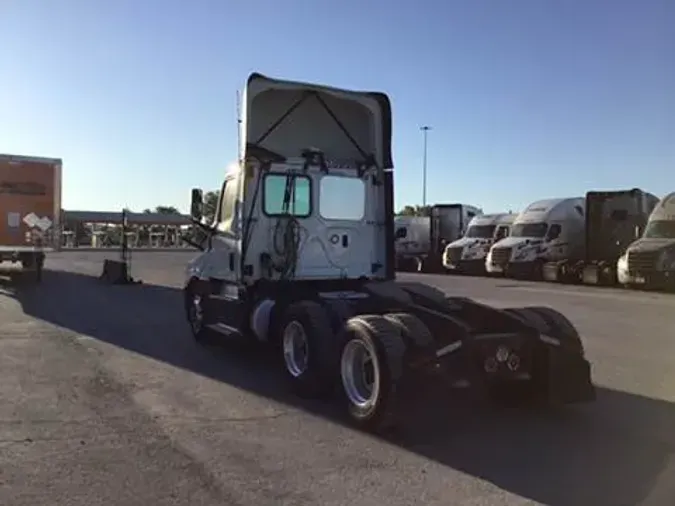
xmin=394 ymin=204 xmax=482 ymax=272
xmin=442 ymin=212 xmax=515 ymax=274
xmin=617 ymin=192 xmax=675 ymax=290
xmin=486 ymin=197 xmax=586 ymax=279
xmin=183 ymin=72 xmax=594 ymax=433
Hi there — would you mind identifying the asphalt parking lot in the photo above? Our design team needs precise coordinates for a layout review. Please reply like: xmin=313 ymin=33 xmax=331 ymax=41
xmin=1 ymin=250 xmax=674 ymax=506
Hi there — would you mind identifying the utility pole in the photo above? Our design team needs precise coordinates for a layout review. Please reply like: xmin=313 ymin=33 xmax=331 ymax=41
xmin=420 ymin=126 xmax=432 ymax=208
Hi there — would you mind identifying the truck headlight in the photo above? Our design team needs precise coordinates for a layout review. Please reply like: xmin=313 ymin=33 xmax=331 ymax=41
xmin=617 ymin=254 xmax=628 ymax=271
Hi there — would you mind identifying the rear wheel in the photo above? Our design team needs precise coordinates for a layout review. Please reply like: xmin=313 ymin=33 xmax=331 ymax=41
xmin=338 ymin=315 xmax=406 ymax=432
xmin=19 ymin=253 xmax=44 ymax=284
xmin=383 ymin=312 xmax=433 ymax=348
xmin=279 ymin=300 xmax=335 ymax=398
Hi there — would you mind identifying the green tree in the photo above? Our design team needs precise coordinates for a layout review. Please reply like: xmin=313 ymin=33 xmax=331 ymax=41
xmin=203 ymin=190 xmax=220 ymax=223
xmin=397 ymin=205 xmax=431 ymax=217
xmin=154 ymin=205 xmax=180 ymax=215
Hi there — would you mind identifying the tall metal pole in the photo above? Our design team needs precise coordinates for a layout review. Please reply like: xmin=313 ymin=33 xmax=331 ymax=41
xmin=420 ymin=126 xmax=432 ymax=207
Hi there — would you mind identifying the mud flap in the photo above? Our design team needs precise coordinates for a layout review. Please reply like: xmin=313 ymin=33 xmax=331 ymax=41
xmin=545 ymin=348 xmax=595 ymax=404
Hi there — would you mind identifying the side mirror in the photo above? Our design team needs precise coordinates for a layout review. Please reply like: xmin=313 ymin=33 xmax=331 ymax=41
xmin=395 ymin=227 xmax=407 ymax=239
xmin=635 ymin=225 xmax=642 ymax=239
xmin=190 ymin=188 xmax=204 ymax=220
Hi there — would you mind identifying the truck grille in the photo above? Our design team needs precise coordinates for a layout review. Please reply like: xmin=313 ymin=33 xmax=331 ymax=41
xmin=445 ymin=246 xmax=463 ymax=265
xmin=627 ymin=250 xmax=659 ymax=274
xmin=491 ymin=247 xmax=512 ymax=266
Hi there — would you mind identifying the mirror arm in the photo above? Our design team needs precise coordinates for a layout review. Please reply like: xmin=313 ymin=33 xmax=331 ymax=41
xmin=180 ymin=235 xmax=205 ymax=251
xmin=191 ymin=217 xmax=216 ymax=233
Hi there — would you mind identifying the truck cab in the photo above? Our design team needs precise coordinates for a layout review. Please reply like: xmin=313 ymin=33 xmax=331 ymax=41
xmin=182 ymin=73 xmax=594 ymax=432
xmin=443 ymin=212 xmax=515 ymax=274
xmin=617 ymin=192 xmax=675 ymax=289
xmin=185 ymin=72 xmax=395 ymax=333
xmin=486 ymin=197 xmax=585 ymax=279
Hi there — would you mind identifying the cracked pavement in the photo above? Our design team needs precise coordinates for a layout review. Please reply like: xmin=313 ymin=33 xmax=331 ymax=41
xmin=1 ymin=251 xmax=675 ymax=505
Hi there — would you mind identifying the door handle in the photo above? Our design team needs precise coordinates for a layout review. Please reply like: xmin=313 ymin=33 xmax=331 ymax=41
xmin=229 ymin=253 xmax=235 ymax=270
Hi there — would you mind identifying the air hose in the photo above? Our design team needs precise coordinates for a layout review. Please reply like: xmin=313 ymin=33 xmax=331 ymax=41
xmin=273 ymin=215 xmax=301 ymax=280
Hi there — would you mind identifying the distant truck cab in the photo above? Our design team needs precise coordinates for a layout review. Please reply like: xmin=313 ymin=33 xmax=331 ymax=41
xmin=486 ymin=197 xmax=585 ymax=279
xmin=0 ymin=154 xmax=62 ymax=281
xmin=617 ymin=192 xmax=675 ymax=290
xmin=443 ymin=212 xmax=515 ymax=274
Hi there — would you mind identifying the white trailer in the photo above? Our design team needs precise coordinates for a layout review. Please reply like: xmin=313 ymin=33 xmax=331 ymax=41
xmin=394 ymin=204 xmax=482 ymax=272
xmin=394 ymin=215 xmax=429 ymax=270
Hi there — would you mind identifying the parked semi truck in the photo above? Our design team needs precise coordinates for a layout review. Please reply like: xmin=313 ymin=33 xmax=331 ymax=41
xmin=0 ymin=154 xmax=62 ymax=281
xmin=442 ymin=212 xmax=515 ymax=274
xmin=486 ymin=197 xmax=585 ymax=279
xmin=394 ymin=204 xmax=482 ymax=272
xmin=184 ymin=72 xmax=594 ymax=432
xmin=394 ymin=215 xmax=429 ymax=271
xmin=542 ymin=189 xmax=658 ymax=285
xmin=617 ymin=192 xmax=675 ymax=290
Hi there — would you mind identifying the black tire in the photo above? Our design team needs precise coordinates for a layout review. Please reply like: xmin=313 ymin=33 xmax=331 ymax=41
xmin=278 ymin=300 xmax=336 ymax=398
xmin=184 ymin=279 xmax=214 ymax=344
xmin=383 ymin=312 xmax=434 ymax=348
xmin=338 ymin=314 xmax=407 ymax=432
xmin=35 ymin=253 xmax=44 ymax=283
xmin=19 ymin=253 xmax=43 ymax=284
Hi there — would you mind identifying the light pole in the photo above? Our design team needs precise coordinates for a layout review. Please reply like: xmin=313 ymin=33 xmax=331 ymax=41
xmin=420 ymin=126 xmax=432 ymax=208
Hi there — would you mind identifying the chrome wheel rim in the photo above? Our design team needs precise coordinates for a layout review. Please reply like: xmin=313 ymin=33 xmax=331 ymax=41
xmin=283 ymin=321 xmax=309 ymax=378
xmin=341 ymin=338 xmax=380 ymax=409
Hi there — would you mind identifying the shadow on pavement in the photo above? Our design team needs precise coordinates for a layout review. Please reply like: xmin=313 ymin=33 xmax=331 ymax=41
xmin=5 ymin=267 xmax=675 ymax=506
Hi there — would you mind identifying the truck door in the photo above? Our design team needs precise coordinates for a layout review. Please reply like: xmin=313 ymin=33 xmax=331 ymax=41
xmin=203 ymin=174 xmax=241 ymax=283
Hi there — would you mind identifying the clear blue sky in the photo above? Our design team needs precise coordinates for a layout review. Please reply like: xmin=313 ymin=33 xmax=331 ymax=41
xmin=1 ymin=0 xmax=673 ymax=214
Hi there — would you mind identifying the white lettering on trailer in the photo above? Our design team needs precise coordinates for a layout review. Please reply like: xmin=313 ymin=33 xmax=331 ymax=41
xmin=36 ymin=216 xmax=52 ymax=231
xmin=22 ymin=212 xmax=53 ymax=231
xmin=23 ymin=213 xmax=39 ymax=228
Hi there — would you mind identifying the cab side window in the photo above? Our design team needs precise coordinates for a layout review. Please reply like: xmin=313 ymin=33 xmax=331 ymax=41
xmin=495 ymin=225 xmax=509 ymax=241
xmin=216 ymin=176 xmax=240 ymax=233
xmin=546 ymin=224 xmax=562 ymax=241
